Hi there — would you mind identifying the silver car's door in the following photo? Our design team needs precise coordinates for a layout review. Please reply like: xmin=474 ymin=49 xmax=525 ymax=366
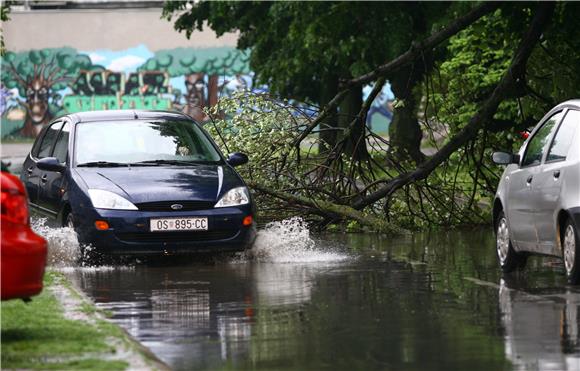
xmin=534 ymin=109 xmax=580 ymax=254
xmin=508 ymin=111 xmax=564 ymax=251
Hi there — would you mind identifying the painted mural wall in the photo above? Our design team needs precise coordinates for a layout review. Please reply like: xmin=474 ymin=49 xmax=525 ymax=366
xmin=0 ymin=45 xmax=254 ymax=138
xmin=1 ymin=45 xmax=393 ymax=139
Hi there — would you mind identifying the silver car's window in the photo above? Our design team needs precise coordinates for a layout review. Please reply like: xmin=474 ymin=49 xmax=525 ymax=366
xmin=75 ymin=120 xmax=222 ymax=165
xmin=547 ymin=109 xmax=580 ymax=162
xmin=521 ymin=111 xmax=564 ymax=167
xmin=37 ymin=122 xmax=63 ymax=159
xmin=52 ymin=122 xmax=71 ymax=164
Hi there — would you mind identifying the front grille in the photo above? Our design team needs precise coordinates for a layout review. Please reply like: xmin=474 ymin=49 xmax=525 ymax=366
xmin=135 ymin=201 xmax=215 ymax=212
xmin=115 ymin=230 xmax=238 ymax=243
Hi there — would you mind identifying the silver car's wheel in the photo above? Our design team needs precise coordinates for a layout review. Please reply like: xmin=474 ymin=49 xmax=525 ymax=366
xmin=497 ymin=217 xmax=510 ymax=265
xmin=563 ymin=220 xmax=580 ymax=285
xmin=564 ymin=224 xmax=576 ymax=275
xmin=496 ymin=211 xmax=527 ymax=273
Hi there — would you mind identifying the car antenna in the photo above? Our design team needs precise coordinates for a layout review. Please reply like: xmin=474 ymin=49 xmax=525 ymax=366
xmin=133 ymin=111 xmax=139 ymax=119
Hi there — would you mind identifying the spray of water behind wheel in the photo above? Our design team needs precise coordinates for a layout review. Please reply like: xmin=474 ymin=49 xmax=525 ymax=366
xmin=32 ymin=217 xmax=350 ymax=269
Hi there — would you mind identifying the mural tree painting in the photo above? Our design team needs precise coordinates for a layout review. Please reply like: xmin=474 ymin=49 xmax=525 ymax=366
xmin=1 ymin=48 xmax=95 ymax=136
xmin=139 ymin=47 xmax=250 ymax=121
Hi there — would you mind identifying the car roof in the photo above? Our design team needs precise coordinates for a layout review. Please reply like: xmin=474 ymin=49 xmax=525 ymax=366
xmin=66 ymin=110 xmax=193 ymax=123
xmin=555 ymin=99 xmax=580 ymax=110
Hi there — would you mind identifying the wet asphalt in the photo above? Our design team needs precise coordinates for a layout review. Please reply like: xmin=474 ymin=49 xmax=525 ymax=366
xmin=57 ymin=228 xmax=580 ymax=371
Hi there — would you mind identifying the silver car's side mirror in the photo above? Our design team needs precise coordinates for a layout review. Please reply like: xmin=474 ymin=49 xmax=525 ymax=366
xmin=492 ymin=151 xmax=520 ymax=165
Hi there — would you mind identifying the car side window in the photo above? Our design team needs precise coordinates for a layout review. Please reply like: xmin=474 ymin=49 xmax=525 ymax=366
xmin=521 ymin=111 xmax=564 ymax=167
xmin=546 ymin=109 xmax=579 ymax=162
xmin=36 ymin=122 xmax=63 ymax=159
xmin=52 ymin=122 xmax=71 ymax=164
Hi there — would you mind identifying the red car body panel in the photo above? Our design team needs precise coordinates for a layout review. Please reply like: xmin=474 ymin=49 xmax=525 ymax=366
xmin=1 ymin=171 xmax=47 ymax=301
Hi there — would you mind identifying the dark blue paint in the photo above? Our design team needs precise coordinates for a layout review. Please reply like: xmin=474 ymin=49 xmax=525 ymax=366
xmin=21 ymin=110 xmax=256 ymax=255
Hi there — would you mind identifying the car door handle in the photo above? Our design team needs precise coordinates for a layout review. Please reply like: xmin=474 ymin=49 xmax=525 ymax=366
xmin=41 ymin=174 xmax=48 ymax=183
xmin=526 ymin=175 xmax=533 ymax=184
xmin=553 ymin=170 xmax=561 ymax=179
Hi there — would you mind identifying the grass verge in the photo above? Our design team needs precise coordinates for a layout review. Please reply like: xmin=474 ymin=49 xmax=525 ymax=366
xmin=1 ymin=271 xmax=131 ymax=370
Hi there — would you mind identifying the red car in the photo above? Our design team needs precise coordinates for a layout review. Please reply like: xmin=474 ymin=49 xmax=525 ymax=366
xmin=1 ymin=167 xmax=47 ymax=301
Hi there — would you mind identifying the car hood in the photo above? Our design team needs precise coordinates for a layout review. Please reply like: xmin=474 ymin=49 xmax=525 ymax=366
xmin=74 ymin=165 xmax=243 ymax=204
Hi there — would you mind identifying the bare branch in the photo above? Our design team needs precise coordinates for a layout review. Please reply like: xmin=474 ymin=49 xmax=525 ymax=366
xmin=294 ymin=2 xmax=500 ymax=150
xmin=351 ymin=2 xmax=555 ymax=210
xmin=6 ymin=61 xmax=28 ymax=87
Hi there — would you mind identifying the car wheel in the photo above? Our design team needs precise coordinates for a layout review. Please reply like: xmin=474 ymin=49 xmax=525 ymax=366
xmin=563 ymin=220 xmax=580 ymax=285
xmin=496 ymin=211 xmax=527 ymax=273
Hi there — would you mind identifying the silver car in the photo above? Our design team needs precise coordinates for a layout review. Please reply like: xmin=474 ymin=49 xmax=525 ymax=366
xmin=492 ymin=100 xmax=580 ymax=283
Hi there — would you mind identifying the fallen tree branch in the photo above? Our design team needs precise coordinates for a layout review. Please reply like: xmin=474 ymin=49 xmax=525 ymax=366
xmin=293 ymin=2 xmax=500 ymax=150
xmin=247 ymin=181 xmax=404 ymax=234
xmin=351 ymin=3 xmax=555 ymax=210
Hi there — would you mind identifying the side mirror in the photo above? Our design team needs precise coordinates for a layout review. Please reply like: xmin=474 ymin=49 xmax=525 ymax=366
xmin=37 ymin=157 xmax=66 ymax=173
xmin=227 ymin=152 xmax=249 ymax=167
xmin=492 ymin=152 xmax=520 ymax=165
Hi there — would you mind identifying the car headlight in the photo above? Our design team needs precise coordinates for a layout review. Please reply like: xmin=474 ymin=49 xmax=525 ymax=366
xmin=215 ymin=187 xmax=250 ymax=208
xmin=88 ymin=189 xmax=138 ymax=210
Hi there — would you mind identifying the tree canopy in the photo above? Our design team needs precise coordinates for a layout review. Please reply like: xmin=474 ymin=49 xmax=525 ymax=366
xmin=165 ymin=2 xmax=580 ymax=232
xmin=1 ymin=48 xmax=96 ymax=97
xmin=163 ymin=2 xmax=449 ymax=104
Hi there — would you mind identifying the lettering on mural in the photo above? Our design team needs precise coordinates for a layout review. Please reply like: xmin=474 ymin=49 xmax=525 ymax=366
xmin=1 ymin=47 xmax=252 ymax=138
xmin=63 ymin=70 xmax=173 ymax=113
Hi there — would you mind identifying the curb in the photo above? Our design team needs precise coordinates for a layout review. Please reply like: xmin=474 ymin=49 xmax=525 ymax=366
xmin=50 ymin=271 xmax=171 ymax=371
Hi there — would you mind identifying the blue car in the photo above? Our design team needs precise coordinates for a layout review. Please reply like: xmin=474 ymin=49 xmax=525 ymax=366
xmin=21 ymin=110 xmax=256 ymax=255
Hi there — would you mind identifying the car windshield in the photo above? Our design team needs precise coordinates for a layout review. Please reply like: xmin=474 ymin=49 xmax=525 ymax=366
xmin=75 ymin=120 xmax=222 ymax=166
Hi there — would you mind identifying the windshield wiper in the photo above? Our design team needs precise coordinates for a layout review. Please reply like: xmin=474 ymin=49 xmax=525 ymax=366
xmin=77 ymin=161 xmax=131 ymax=168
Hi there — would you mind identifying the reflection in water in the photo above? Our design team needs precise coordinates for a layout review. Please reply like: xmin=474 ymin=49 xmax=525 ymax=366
xmin=151 ymin=288 xmax=211 ymax=333
xmin=499 ymin=278 xmax=580 ymax=370
xmin=59 ymin=228 xmax=580 ymax=370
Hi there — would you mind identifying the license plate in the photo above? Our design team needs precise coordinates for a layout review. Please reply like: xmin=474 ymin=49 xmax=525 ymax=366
xmin=150 ymin=217 xmax=208 ymax=232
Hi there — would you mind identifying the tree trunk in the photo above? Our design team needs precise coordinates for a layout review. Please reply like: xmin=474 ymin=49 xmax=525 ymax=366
xmin=20 ymin=117 xmax=39 ymax=138
xmin=318 ymin=75 xmax=338 ymax=155
xmin=338 ymin=85 xmax=368 ymax=160
xmin=388 ymin=66 xmax=424 ymax=164
xmin=208 ymin=74 xmax=219 ymax=107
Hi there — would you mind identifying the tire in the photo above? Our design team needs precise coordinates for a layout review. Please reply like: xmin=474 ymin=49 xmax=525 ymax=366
xmin=563 ymin=219 xmax=580 ymax=285
xmin=496 ymin=211 xmax=527 ymax=273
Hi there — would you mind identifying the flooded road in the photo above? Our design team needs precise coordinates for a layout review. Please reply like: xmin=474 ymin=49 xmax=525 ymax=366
xmin=38 ymin=219 xmax=580 ymax=370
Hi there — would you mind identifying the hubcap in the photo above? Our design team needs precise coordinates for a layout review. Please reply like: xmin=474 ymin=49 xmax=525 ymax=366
xmin=497 ymin=217 xmax=510 ymax=265
xmin=564 ymin=225 xmax=576 ymax=275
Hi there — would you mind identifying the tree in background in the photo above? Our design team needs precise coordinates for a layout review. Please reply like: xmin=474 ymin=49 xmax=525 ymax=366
xmin=163 ymin=2 xmax=579 ymax=232
xmin=1 ymin=48 xmax=96 ymax=136
xmin=163 ymin=2 xmax=450 ymax=161
xmin=0 ymin=1 xmax=16 ymax=57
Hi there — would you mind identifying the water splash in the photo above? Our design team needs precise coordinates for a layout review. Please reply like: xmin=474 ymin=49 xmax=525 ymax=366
xmin=32 ymin=216 xmax=349 ymax=268
xmin=32 ymin=218 xmax=81 ymax=267
xmin=244 ymin=217 xmax=349 ymax=263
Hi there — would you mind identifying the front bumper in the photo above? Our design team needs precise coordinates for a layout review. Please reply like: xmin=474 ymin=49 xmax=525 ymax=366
xmin=74 ymin=206 xmax=257 ymax=255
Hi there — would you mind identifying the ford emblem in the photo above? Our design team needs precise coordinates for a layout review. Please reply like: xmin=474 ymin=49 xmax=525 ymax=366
xmin=171 ymin=204 xmax=183 ymax=210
